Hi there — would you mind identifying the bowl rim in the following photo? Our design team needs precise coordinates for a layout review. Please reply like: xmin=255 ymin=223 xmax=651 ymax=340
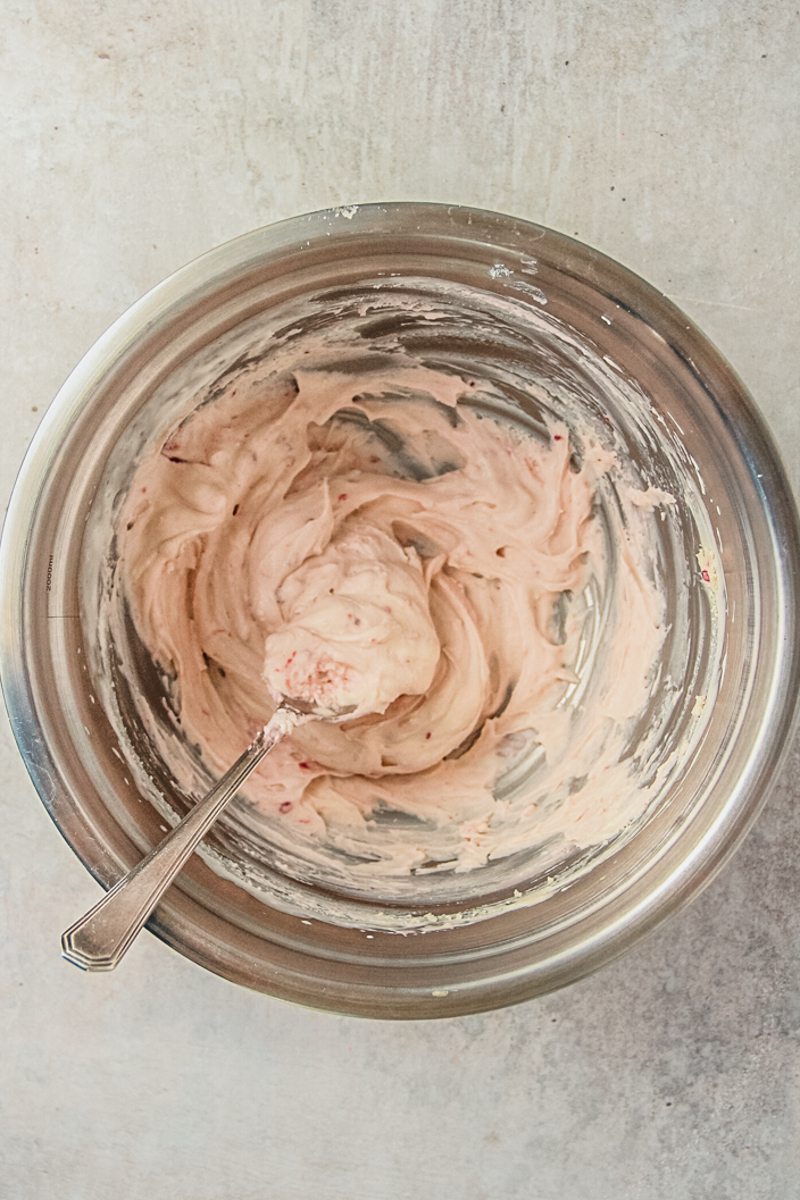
xmin=2 ymin=200 xmax=799 ymax=1017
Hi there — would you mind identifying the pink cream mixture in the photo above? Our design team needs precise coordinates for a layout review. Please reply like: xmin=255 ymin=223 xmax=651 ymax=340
xmin=118 ymin=363 xmax=669 ymax=873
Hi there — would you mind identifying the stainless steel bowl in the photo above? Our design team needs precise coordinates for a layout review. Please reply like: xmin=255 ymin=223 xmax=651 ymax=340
xmin=2 ymin=203 xmax=798 ymax=1017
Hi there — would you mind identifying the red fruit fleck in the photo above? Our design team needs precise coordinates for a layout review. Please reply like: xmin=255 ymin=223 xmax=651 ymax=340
xmin=338 ymin=492 xmax=348 ymax=501
xmin=553 ymin=434 xmax=563 ymax=441
xmin=369 ymin=456 xmax=380 ymax=463
xmin=279 ymin=801 xmax=293 ymax=813
xmin=425 ymin=731 xmax=432 ymax=740
xmin=702 ymin=569 xmax=711 ymax=582
xmin=298 ymin=761 xmax=311 ymax=770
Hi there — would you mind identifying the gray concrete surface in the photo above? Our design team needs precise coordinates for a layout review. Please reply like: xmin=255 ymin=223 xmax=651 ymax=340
xmin=2 ymin=3 xmax=799 ymax=1197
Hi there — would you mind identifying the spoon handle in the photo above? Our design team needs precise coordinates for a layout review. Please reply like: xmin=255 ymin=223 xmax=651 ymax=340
xmin=61 ymin=712 xmax=292 ymax=971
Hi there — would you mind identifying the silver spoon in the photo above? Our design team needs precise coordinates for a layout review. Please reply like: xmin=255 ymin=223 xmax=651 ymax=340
xmin=61 ymin=698 xmax=347 ymax=971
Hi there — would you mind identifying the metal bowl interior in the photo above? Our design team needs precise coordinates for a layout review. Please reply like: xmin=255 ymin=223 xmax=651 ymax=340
xmin=2 ymin=203 xmax=798 ymax=1017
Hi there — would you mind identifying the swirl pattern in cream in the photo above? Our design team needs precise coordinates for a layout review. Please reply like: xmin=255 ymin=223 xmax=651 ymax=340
xmin=118 ymin=362 xmax=666 ymax=874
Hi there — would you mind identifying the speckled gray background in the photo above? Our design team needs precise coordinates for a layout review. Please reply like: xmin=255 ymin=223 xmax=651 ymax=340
xmin=2 ymin=3 xmax=798 ymax=1197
